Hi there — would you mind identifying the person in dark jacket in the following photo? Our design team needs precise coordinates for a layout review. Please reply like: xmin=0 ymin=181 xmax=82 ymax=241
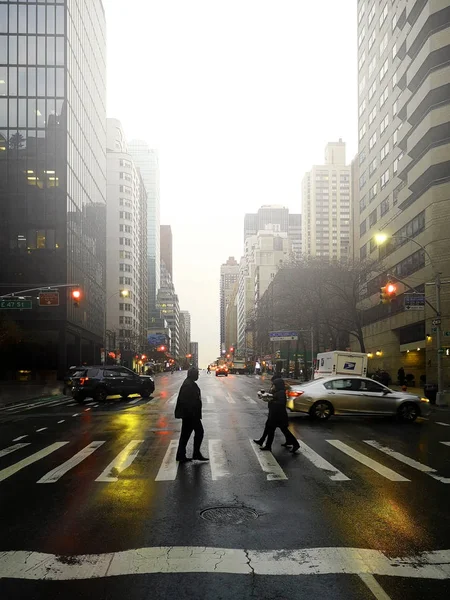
xmin=260 ymin=376 xmax=299 ymax=454
xmin=174 ymin=367 xmax=209 ymax=463
xmin=254 ymin=373 xmax=293 ymax=448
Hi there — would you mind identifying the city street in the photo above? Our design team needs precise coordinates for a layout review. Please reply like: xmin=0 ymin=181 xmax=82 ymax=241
xmin=0 ymin=372 xmax=450 ymax=599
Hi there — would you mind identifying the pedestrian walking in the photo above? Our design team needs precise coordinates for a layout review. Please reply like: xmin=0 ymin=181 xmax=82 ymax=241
xmin=174 ymin=367 xmax=209 ymax=463
xmin=254 ymin=373 xmax=299 ymax=453
xmin=398 ymin=366 xmax=405 ymax=385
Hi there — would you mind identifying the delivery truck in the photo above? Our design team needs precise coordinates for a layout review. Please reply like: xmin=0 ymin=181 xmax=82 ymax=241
xmin=314 ymin=351 xmax=368 ymax=379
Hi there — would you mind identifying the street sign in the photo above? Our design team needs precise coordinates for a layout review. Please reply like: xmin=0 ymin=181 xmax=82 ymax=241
xmin=0 ymin=299 xmax=32 ymax=310
xmin=432 ymin=318 xmax=441 ymax=326
xmin=39 ymin=291 xmax=59 ymax=306
xmin=438 ymin=348 xmax=445 ymax=354
xmin=444 ymin=331 xmax=450 ymax=337
xmin=404 ymin=294 xmax=425 ymax=310
xmin=269 ymin=330 xmax=298 ymax=341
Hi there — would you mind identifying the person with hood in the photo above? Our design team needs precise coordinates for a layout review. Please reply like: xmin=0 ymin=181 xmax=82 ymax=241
xmin=256 ymin=374 xmax=299 ymax=454
xmin=174 ymin=367 xmax=209 ymax=463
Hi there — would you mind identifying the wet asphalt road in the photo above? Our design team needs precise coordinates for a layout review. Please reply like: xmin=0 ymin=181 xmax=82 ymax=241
xmin=0 ymin=372 xmax=450 ymax=599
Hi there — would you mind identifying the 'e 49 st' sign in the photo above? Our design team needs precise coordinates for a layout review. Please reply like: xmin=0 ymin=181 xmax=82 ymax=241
xmin=0 ymin=299 xmax=32 ymax=310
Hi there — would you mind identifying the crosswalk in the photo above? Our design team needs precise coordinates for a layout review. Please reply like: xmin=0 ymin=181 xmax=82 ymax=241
xmin=0 ymin=434 xmax=450 ymax=488
xmin=164 ymin=393 xmax=258 ymax=406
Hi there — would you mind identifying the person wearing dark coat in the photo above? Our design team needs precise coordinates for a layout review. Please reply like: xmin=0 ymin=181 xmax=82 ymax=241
xmin=254 ymin=373 xmax=292 ymax=448
xmin=174 ymin=367 xmax=209 ymax=463
xmin=256 ymin=375 xmax=299 ymax=453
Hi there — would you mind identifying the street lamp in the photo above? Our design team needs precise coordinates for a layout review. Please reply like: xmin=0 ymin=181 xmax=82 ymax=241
xmin=376 ymin=233 xmax=445 ymax=405
xmin=104 ymin=289 xmax=129 ymax=365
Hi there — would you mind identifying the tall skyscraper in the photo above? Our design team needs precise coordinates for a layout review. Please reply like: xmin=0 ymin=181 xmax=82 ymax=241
xmin=105 ymin=119 xmax=148 ymax=367
xmin=220 ymin=257 xmax=239 ymax=353
xmin=244 ymin=205 xmax=302 ymax=259
xmin=128 ymin=140 xmax=160 ymax=323
xmin=189 ymin=342 xmax=199 ymax=368
xmin=160 ymin=224 xmax=173 ymax=278
xmin=157 ymin=261 xmax=180 ymax=358
xmin=179 ymin=310 xmax=191 ymax=361
xmin=301 ymin=140 xmax=351 ymax=260
xmin=0 ymin=1 xmax=106 ymax=375
xmin=355 ymin=0 xmax=450 ymax=385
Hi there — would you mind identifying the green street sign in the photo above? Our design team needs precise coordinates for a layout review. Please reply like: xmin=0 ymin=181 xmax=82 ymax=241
xmin=438 ymin=348 xmax=445 ymax=354
xmin=0 ymin=299 xmax=32 ymax=310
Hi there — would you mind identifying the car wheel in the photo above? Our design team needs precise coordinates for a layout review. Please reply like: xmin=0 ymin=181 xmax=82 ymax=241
xmin=120 ymin=395 xmax=129 ymax=400
xmin=397 ymin=402 xmax=419 ymax=422
xmin=73 ymin=394 xmax=85 ymax=405
xmin=141 ymin=389 xmax=151 ymax=399
xmin=95 ymin=387 xmax=108 ymax=403
xmin=309 ymin=400 xmax=333 ymax=421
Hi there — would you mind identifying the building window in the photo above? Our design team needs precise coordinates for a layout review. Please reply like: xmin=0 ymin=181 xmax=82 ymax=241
xmin=380 ymin=167 xmax=390 ymax=188
xmin=369 ymin=132 xmax=377 ymax=150
xmin=369 ymin=80 xmax=377 ymax=101
xmin=380 ymin=198 xmax=389 ymax=216
xmin=393 ymin=99 xmax=398 ymax=116
xmin=359 ymin=75 xmax=366 ymax=96
xmin=369 ymin=182 xmax=377 ymax=201
xmin=360 ymin=220 xmax=367 ymax=236
xmin=379 ymin=58 xmax=389 ymax=81
xmin=359 ymin=148 xmax=366 ymax=165
xmin=379 ymin=32 xmax=388 ymax=56
xmin=360 ymin=244 xmax=367 ymax=260
xmin=358 ymin=3 xmax=366 ymax=23
xmin=369 ymin=208 xmax=377 ymax=227
xmin=368 ymin=3 xmax=376 ymax=25
xmin=360 ymin=195 xmax=367 ymax=213
xmin=359 ymin=50 xmax=366 ymax=71
xmin=392 ymin=43 xmax=397 ymax=60
xmin=379 ymin=86 xmax=389 ymax=108
xmin=380 ymin=140 xmax=390 ymax=161
xmin=369 ymin=29 xmax=376 ymax=51
xmin=392 ymin=70 xmax=398 ymax=87
xmin=358 ymin=26 xmax=366 ymax=47
xmin=369 ymin=106 xmax=377 ymax=126
xmin=393 ymin=151 xmax=404 ymax=174
xmin=369 ymin=157 xmax=377 ymax=176
xmin=359 ymin=171 xmax=367 ymax=189
xmin=379 ymin=4 xmax=388 ymax=28
xmin=392 ymin=13 xmax=398 ymax=31
xmin=359 ymin=98 xmax=366 ymax=117
xmin=359 ymin=122 xmax=367 ymax=141
xmin=368 ymin=56 xmax=377 ymax=78
xmin=380 ymin=114 xmax=389 ymax=135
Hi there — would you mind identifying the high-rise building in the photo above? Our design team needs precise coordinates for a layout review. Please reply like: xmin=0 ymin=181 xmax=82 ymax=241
xmin=180 ymin=310 xmax=191 ymax=358
xmin=301 ymin=140 xmax=351 ymax=260
xmin=244 ymin=205 xmax=302 ymax=258
xmin=0 ymin=1 xmax=107 ymax=375
xmin=190 ymin=342 xmax=199 ymax=368
xmin=160 ymin=224 xmax=173 ymax=278
xmin=355 ymin=0 xmax=450 ymax=385
xmin=156 ymin=261 xmax=180 ymax=358
xmin=225 ymin=280 xmax=238 ymax=354
xmin=220 ymin=257 xmax=239 ymax=354
xmin=128 ymin=140 xmax=160 ymax=323
xmin=105 ymin=119 xmax=148 ymax=367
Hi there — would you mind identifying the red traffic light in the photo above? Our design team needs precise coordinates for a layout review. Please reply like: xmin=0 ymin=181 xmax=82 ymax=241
xmin=72 ymin=289 xmax=81 ymax=307
xmin=229 ymin=347 xmax=234 ymax=352
xmin=386 ymin=283 xmax=396 ymax=295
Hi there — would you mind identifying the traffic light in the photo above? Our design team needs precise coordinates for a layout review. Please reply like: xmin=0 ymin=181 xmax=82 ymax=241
xmin=72 ymin=289 xmax=81 ymax=307
xmin=380 ymin=283 xmax=397 ymax=304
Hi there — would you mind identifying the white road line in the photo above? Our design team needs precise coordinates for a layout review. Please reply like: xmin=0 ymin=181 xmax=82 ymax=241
xmin=436 ymin=422 xmax=450 ymax=427
xmin=0 ymin=442 xmax=68 ymax=483
xmin=38 ymin=441 xmax=105 ymax=484
xmin=57 ymin=420 xmax=65 ymax=424
xmin=440 ymin=441 xmax=450 ymax=446
xmin=12 ymin=436 xmax=28 ymax=442
xmin=2 ymin=546 xmax=450 ymax=581
xmin=84 ymin=408 xmax=91 ymax=412
xmin=95 ymin=440 xmax=144 ymax=483
xmin=10 ymin=398 xmax=72 ymax=412
xmin=155 ymin=440 xmax=179 ymax=481
xmin=72 ymin=414 xmax=79 ymax=417
xmin=326 ymin=440 xmax=410 ymax=482
xmin=226 ymin=394 xmax=235 ymax=404
xmin=168 ymin=394 xmax=178 ymax=405
xmin=209 ymin=440 xmax=230 ymax=481
xmin=92 ymin=404 xmax=99 ymax=408
xmin=127 ymin=399 xmax=140 ymax=405
xmin=244 ymin=395 xmax=257 ymax=404
xmin=364 ymin=440 xmax=450 ymax=484
xmin=249 ymin=438 xmax=287 ymax=481
xmin=36 ymin=428 xmax=47 ymax=433
xmin=205 ymin=396 xmax=214 ymax=404
xmin=67 ymin=403 xmax=77 ymax=407
xmin=296 ymin=440 xmax=350 ymax=481
xmin=0 ymin=443 xmax=31 ymax=459
xmin=359 ymin=574 xmax=392 ymax=600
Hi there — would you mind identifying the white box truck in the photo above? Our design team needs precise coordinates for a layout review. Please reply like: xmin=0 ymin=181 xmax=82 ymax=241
xmin=314 ymin=351 xmax=368 ymax=379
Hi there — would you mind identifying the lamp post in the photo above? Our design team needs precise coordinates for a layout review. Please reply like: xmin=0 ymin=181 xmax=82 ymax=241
xmin=104 ymin=289 xmax=129 ymax=365
xmin=375 ymin=233 xmax=446 ymax=406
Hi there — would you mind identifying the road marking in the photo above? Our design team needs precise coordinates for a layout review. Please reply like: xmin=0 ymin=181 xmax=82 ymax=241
xmin=249 ymin=438 xmax=287 ymax=481
xmin=244 ymin=395 xmax=257 ymax=404
xmin=92 ymin=404 xmax=99 ymax=408
xmin=1 ymin=546 xmax=449 ymax=580
xmin=226 ymin=394 xmax=235 ymax=404
xmin=296 ymin=440 xmax=350 ymax=481
xmin=72 ymin=414 xmax=79 ymax=417
xmin=36 ymin=428 xmax=47 ymax=433
xmin=0 ymin=443 xmax=31 ymax=459
xmin=37 ymin=441 xmax=105 ymax=484
xmin=5 ymin=398 xmax=71 ymax=413
xmin=168 ymin=394 xmax=178 ymax=405
xmin=57 ymin=420 xmax=65 ymax=424
xmin=155 ymin=440 xmax=179 ymax=481
xmin=127 ymin=399 xmax=140 ymax=405
xmin=84 ymin=408 xmax=91 ymax=412
xmin=359 ymin=574 xmax=392 ymax=600
xmin=326 ymin=440 xmax=410 ymax=482
xmin=12 ymin=436 xmax=28 ymax=442
xmin=0 ymin=442 xmax=68 ymax=483
xmin=364 ymin=440 xmax=450 ymax=484
xmin=209 ymin=440 xmax=230 ymax=480
xmin=436 ymin=422 xmax=450 ymax=427
xmin=67 ymin=403 xmax=77 ymax=407
xmin=95 ymin=440 xmax=144 ymax=483
xmin=205 ymin=396 xmax=214 ymax=404
xmin=440 ymin=441 xmax=450 ymax=447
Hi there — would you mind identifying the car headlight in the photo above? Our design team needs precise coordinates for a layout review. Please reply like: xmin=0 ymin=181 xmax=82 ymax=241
xmin=420 ymin=397 xmax=429 ymax=403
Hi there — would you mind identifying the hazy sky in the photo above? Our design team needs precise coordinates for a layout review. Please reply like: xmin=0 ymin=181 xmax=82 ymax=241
xmin=105 ymin=0 xmax=358 ymax=366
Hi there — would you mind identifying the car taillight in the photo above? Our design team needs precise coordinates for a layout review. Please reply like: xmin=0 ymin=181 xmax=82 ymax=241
xmin=288 ymin=391 xmax=303 ymax=397
xmin=79 ymin=377 xmax=89 ymax=385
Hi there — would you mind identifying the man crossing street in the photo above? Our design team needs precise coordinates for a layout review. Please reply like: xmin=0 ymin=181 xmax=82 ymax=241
xmin=175 ymin=367 xmax=209 ymax=463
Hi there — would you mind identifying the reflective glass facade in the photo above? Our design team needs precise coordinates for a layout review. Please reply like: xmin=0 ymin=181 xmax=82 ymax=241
xmin=0 ymin=0 xmax=106 ymax=376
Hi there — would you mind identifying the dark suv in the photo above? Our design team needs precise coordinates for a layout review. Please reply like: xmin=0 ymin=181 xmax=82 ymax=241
xmin=71 ymin=366 xmax=155 ymax=404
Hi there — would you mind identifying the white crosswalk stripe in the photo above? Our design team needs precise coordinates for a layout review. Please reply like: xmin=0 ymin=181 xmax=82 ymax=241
xmin=244 ymin=395 xmax=257 ymax=404
xmin=0 ymin=442 xmax=68 ymax=482
xmin=95 ymin=440 xmax=144 ymax=482
xmin=296 ymin=440 xmax=350 ymax=481
xmin=249 ymin=439 xmax=287 ymax=481
xmin=364 ymin=440 xmax=450 ymax=484
xmin=205 ymin=396 xmax=215 ymax=404
xmin=226 ymin=394 xmax=235 ymax=404
xmin=327 ymin=440 xmax=410 ymax=482
xmin=167 ymin=394 xmax=178 ymax=405
xmin=155 ymin=440 xmax=179 ymax=481
xmin=0 ymin=443 xmax=31 ymax=459
xmin=209 ymin=439 xmax=230 ymax=480
xmin=440 ymin=441 xmax=450 ymax=446
xmin=38 ymin=441 xmax=105 ymax=484
xmin=436 ymin=422 xmax=450 ymax=427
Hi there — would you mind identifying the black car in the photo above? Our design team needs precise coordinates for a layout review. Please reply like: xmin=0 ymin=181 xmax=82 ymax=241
xmin=63 ymin=366 xmax=82 ymax=396
xmin=71 ymin=365 xmax=155 ymax=404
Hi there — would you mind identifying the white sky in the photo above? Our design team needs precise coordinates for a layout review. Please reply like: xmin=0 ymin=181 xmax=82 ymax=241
xmin=105 ymin=0 xmax=358 ymax=366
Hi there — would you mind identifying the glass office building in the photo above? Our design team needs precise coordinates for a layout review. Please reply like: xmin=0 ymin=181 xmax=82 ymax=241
xmin=0 ymin=1 xmax=107 ymax=376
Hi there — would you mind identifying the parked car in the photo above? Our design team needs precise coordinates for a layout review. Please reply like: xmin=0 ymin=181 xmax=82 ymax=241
xmin=71 ymin=365 xmax=155 ymax=404
xmin=284 ymin=376 xmax=430 ymax=422
xmin=216 ymin=365 xmax=229 ymax=377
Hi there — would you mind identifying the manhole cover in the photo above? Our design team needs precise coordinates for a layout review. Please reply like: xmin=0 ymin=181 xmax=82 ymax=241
xmin=200 ymin=506 xmax=258 ymax=525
